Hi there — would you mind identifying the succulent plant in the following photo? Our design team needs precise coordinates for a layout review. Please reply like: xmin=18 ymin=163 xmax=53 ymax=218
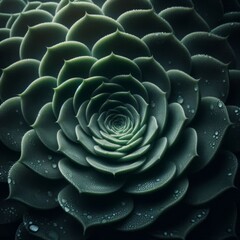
xmin=0 ymin=0 xmax=240 ymax=239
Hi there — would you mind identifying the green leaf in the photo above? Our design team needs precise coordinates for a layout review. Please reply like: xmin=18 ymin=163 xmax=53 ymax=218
xmin=185 ymin=151 xmax=238 ymax=205
xmin=111 ymin=75 xmax=148 ymax=101
xmin=10 ymin=9 xmax=53 ymax=37
xmin=8 ymin=162 xmax=65 ymax=209
xmin=73 ymin=76 xmax=105 ymax=111
xmin=143 ymin=32 xmax=191 ymax=73
xmin=20 ymin=22 xmax=68 ymax=60
xmin=32 ymin=102 xmax=59 ymax=152
xmin=92 ymin=29 xmax=150 ymax=59
xmin=168 ymin=70 xmax=199 ymax=122
xmin=20 ymin=76 xmax=56 ymax=125
xmin=162 ymin=103 xmax=187 ymax=147
xmin=57 ymin=130 xmax=90 ymax=167
xmin=152 ymin=206 xmax=209 ymax=240
xmin=168 ymin=128 xmax=198 ymax=176
xmin=134 ymin=56 xmax=171 ymax=97
xmin=182 ymin=32 xmax=235 ymax=66
xmin=57 ymin=56 xmax=97 ymax=85
xmin=143 ymin=82 xmax=167 ymax=132
xmin=59 ymin=158 xmax=125 ymax=194
xmin=137 ymin=137 xmax=168 ymax=172
xmin=102 ymin=0 xmax=152 ymax=19
xmin=23 ymin=208 xmax=84 ymax=240
xmin=117 ymin=178 xmax=189 ymax=231
xmin=89 ymin=53 xmax=142 ymax=80
xmin=0 ymin=59 xmax=39 ymax=101
xmin=117 ymin=9 xmax=172 ymax=38
xmin=58 ymin=185 xmax=133 ymax=232
xmin=39 ymin=41 xmax=90 ymax=78
xmin=191 ymin=54 xmax=229 ymax=102
xmin=86 ymin=155 xmax=145 ymax=176
xmin=124 ymin=161 xmax=176 ymax=194
xmin=53 ymin=1 xmax=102 ymax=28
xmin=159 ymin=7 xmax=209 ymax=39
xmin=20 ymin=130 xmax=62 ymax=179
xmin=191 ymin=97 xmax=231 ymax=170
xmin=57 ymin=98 xmax=78 ymax=142
xmin=0 ymin=97 xmax=30 ymax=151
xmin=66 ymin=13 xmax=124 ymax=48
xmin=52 ymin=78 xmax=82 ymax=117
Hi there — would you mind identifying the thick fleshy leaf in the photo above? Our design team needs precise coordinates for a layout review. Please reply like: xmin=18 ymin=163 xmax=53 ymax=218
xmin=53 ymin=1 xmax=102 ymax=28
xmin=117 ymin=179 xmax=189 ymax=231
xmin=19 ymin=130 xmax=62 ymax=179
xmin=89 ymin=53 xmax=142 ymax=80
xmin=152 ymin=206 xmax=209 ymax=240
xmin=52 ymin=78 xmax=82 ymax=117
xmin=57 ymin=130 xmax=90 ymax=167
xmin=185 ymin=151 xmax=238 ymax=205
xmin=66 ymin=13 xmax=124 ymax=48
xmin=168 ymin=70 xmax=199 ymax=121
xmin=39 ymin=41 xmax=91 ymax=78
xmin=143 ymin=33 xmax=191 ymax=73
xmin=159 ymin=7 xmax=209 ymax=39
xmin=57 ymin=98 xmax=78 ymax=142
xmin=143 ymin=82 xmax=167 ymax=132
xmin=76 ymin=101 xmax=91 ymax=136
xmin=75 ymin=125 xmax=96 ymax=154
xmin=20 ymin=23 xmax=68 ymax=60
xmin=111 ymin=75 xmax=148 ymax=101
xmin=0 ymin=199 xmax=26 ymax=224
xmin=86 ymin=155 xmax=145 ymax=176
xmin=163 ymin=103 xmax=187 ymax=147
xmin=0 ymin=59 xmax=40 ymax=101
xmin=191 ymin=54 xmax=229 ymax=102
xmin=59 ymin=158 xmax=124 ymax=195
xmin=212 ymin=22 xmax=240 ymax=68
xmin=10 ymin=9 xmax=53 ymax=37
xmin=58 ymin=185 xmax=133 ymax=232
xmin=0 ymin=37 xmax=22 ymax=70
xmin=0 ymin=142 xmax=19 ymax=183
xmin=137 ymin=137 xmax=168 ymax=172
xmin=191 ymin=97 xmax=231 ymax=170
xmin=57 ymin=56 xmax=97 ymax=85
xmin=92 ymin=30 xmax=150 ymax=59
xmin=32 ymin=103 xmax=59 ymax=152
xmin=124 ymin=161 xmax=176 ymax=194
xmin=134 ymin=56 xmax=171 ymax=97
xmin=168 ymin=128 xmax=198 ymax=176
xmin=187 ymin=196 xmax=238 ymax=240
xmin=20 ymin=76 xmax=56 ymax=125
xmin=182 ymin=32 xmax=236 ymax=67
xmin=73 ymin=76 xmax=105 ymax=111
xmin=8 ymin=162 xmax=65 ymax=209
xmin=0 ymin=97 xmax=30 ymax=151
xmin=102 ymin=0 xmax=152 ymax=19
xmin=117 ymin=9 xmax=172 ymax=38
xmin=23 ymin=208 xmax=84 ymax=240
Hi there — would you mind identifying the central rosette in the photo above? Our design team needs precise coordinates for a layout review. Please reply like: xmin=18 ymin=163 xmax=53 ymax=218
xmin=54 ymin=71 xmax=167 ymax=176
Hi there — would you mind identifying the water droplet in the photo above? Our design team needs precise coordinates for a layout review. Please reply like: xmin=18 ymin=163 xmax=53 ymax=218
xmin=64 ymin=207 xmax=70 ymax=212
xmin=215 ymin=131 xmax=219 ymax=136
xmin=29 ymin=224 xmax=39 ymax=232
xmin=174 ymin=189 xmax=179 ymax=194
xmin=227 ymin=228 xmax=232 ymax=233
xmin=102 ymin=219 xmax=107 ymax=224
xmin=210 ymin=104 xmax=214 ymax=110
xmin=7 ymin=178 xmax=12 ymax=184
xmin=48 ymin=155 xmax=53 ymax=160
xmin=156 ymin=178 xmax=160 ymax=182
xmin=52 ymin=163 xmax=57 ymax=169
xmin=218 ymin=101 xmax=223 ymax=108
xmin=87 ymin=215 xmax=92 ymax=220
xmin=177 ymin=96 xmax=184 ymax=104
xmin=163 ymin=232 xmax=168 ymax=236
xmin=227 ymin=172 xmax=232 ymax=176
xmin=194 ymin=86 xmax=198 ymax=91
xmin=191 ymin=219 xmax=196 ymax=223
xmin=197 ymin=214 xmax=202 ymax=218
xmin=62 ymin=198 xmax=67 ymax=203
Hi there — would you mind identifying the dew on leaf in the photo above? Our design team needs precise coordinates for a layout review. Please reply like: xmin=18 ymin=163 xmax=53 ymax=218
xmin=177 ymin=96 xmax=184 ymax=104
xmin=29 ymin=224 xmax=39 ymax=232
